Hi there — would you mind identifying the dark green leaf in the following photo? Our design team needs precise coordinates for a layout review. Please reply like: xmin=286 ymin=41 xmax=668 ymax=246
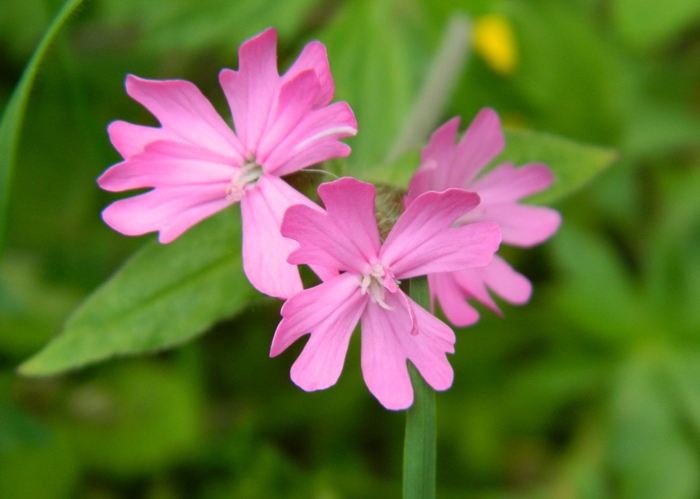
xmin=19 ymin=210 xmax=257 ymax=376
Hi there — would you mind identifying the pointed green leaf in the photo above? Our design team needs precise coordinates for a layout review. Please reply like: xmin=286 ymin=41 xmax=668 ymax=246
xmin=19 ymin=210 xmax=257 ymax=376
xmin=0 ymin=0 xmax=86 ymax=256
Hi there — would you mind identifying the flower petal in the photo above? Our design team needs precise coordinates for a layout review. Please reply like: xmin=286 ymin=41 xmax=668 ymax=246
xmin=219 ymin=28 xmax=280 ymax=152
xmin=470 ymin=162 xmax=555 ymax=203
xmin=281 ymin=40 xmax=334 ymax=108
xmin=381 ymin=189 xmax=501 ymax=278
xmin=429 ymin=272 xmax=480 ymax=327
xmin=271 ymin=273 xmax=367 ymax=391
xmin=123 ymin=75 xmax=245 ymax=159
xmin=256 ymin=70 xmax=321 ymax=169
xmin=262 ymin=101 xmax=356 ymax=176
xmin=417 ymin=108 xmax=504 ymax=193
xmin=240 ymin=174 xmax=317 ymax=299
xmin=108 ymin=121 xmax=171 ymax=159
xmin=282 ymin=178 xmax=381 ymax=273
xmin=360 ymin=291 xmax=455 ymax=410
xmin=97 ymin=141 xmax=235 ymax=191
xmin=101 ymin=184 xmax=232 ymax=243
xmin=455 ymin=254 xmax=532 ymax=307
xmin=462 ymin=203 xmax=561 ymax=247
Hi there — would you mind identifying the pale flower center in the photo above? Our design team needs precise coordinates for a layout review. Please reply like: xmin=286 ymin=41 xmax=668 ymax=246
xmin=359 ymin=264 xmax=398 ymax=310
xmin=225 ymin=158 xmax=263 ymax=202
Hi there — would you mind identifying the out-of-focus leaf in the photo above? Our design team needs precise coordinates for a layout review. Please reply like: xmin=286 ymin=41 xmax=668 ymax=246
xmin=319 ymin=0 xmax=416 ymax=170
xmin=612 ymin=0 xmax=700 ymax=50
xmin=67 ymin=361 xmax=201 ymax=476
xmin=622 ymin=104 xmax=700 ymax=158
xmin=609 ymin=355 xmax=700 ymax=499
xmin=0 ymin=0 xmax=49 ymax=61
xmin=0 ymin=426 xmax=79 ymax=499
xmin=0 ymin=0 xmax=85 ymax=257
xmin=0 ymin=391 xmax=47 ymax=453
xmin=551 ymin=226 xmax=654 ymax=344
xmin=506 ymin=1 xmax=629 ymax=144
xmin=358 ymin=148 xmax=421 ymax=190
xmin=99 ymin=0 xmax=319 ymax=55
xmin=0 ymin=253 xmax=83 ymax=357
xmin=667 ymin=353 xmax=700 ymax=438
xmin=499 ymin=128 xmax=617 ymax=205
xmin=19 ymin=210 xmax=257 ymax=376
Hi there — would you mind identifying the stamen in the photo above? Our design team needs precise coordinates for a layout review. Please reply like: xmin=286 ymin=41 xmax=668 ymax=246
xmin=225 ymin=158 xmax=263 ymax=202
xmin=359 ymin=264 xmax=397 ymax=310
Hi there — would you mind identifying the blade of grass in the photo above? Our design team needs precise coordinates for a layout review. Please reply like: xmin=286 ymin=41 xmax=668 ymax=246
xmin=0 ymin=0 xmax=86 ymax=258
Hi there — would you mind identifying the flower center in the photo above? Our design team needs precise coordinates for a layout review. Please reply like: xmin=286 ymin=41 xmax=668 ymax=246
xmin=225 ymin=158 xmax=263 ymax=202
xmin=359 ymin=264 xmax=399 ymax=310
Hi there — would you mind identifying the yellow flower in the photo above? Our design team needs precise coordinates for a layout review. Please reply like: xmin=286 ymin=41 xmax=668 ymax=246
xmin=474 ymin=14 xmax=518 ymax=76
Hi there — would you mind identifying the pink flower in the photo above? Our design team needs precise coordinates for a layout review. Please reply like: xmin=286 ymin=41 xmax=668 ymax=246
xmin=97 ymin=28 xmax=357 ymax=299
xmin=406 ymin=109 xmax=561 ymax=326
xmin=270 ymin=178 xmax=501 ymax=410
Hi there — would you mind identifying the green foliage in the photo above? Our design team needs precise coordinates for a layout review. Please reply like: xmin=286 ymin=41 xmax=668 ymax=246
xmin=19 ymin=210 xmax=256 ymax=376
xmin=612 ymin=0 xmax=700 ymax=50
xmin=0 ymin=0 xmax=85 ymax=256
xmin=3 ymin=0 xmax=700 ymax=497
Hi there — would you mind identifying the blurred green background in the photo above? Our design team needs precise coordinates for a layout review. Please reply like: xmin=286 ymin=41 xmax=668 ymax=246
xmin=2 ymin=0 xmax=700 ymax=497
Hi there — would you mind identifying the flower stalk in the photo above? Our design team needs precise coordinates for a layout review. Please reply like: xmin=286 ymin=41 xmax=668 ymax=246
xmin=403 ymin=276 xmax=437 ymax=499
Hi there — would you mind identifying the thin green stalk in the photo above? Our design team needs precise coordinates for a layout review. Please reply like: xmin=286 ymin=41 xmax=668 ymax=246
xmin=387 ymin=14 xmax=472 ymax=162
xmin=403 ymin=276 xmax=436 ymax=499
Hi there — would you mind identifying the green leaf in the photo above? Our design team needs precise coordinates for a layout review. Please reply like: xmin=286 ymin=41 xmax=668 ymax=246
xmin=19 ymin=209 xmax=257 ymax=376
xmin=612 ymin=0 xmax=700 ymax=50
xmin=498 ymin=128 xmax=617 ymax=205
xmin=0 ymin=0 xmax=85 ymax=257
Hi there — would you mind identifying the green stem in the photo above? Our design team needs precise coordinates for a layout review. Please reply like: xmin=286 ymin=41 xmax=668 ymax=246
xmin=403 ymin=277 xmax=436 ymax=499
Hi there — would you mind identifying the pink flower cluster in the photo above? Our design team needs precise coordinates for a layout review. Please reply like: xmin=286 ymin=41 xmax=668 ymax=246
xmin=98 ymin=29 xmax=559 ymax=410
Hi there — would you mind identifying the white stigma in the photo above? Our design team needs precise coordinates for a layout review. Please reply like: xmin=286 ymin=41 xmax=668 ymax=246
xmin=225 ymin=158 xmax=263 ymax=202
xmin=360 ymin=264 xmax=396 ymax=310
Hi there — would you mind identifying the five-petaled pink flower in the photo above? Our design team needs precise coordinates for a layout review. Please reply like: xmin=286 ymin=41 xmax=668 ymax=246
xmin=97 ymin=28 xmax=357 ymax=299
xmin=270 ymin=178 xmax=501 ymax=410
xmin=406 ymin=108 xmax=561 ymax=326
